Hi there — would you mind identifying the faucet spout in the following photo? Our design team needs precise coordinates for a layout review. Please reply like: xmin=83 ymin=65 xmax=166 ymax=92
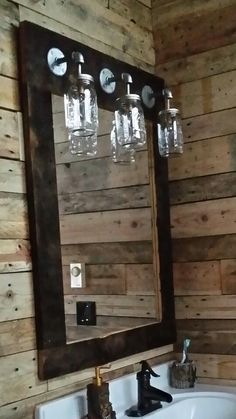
xmin=142 ymin=386 xmax=173 ymax=404
xmin=126 ymin=361 xmax=173 ymax=417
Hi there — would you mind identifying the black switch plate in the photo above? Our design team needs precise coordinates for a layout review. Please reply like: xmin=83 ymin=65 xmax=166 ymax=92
xmin=76 ymin=301 xmax=96 ymax=326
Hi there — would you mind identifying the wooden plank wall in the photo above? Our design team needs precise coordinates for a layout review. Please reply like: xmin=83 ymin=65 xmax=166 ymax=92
xmin=0 ymin=1 xmax=174 ymax=418
xmin=52 ymin=97 xmax=159 ymax=343
xmin=153 ymin=0 xmax=236 ymax=385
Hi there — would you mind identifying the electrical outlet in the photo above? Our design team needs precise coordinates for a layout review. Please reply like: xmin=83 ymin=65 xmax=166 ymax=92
xmin=70 ymin=263 xmax=86 ymax=288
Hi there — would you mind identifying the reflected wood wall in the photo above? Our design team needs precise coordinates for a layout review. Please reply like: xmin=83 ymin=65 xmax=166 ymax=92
xmin=153 ymin=0 xmax=236 ymax=385
xmin=52 ymin=97 xmax=160 ymax=342
xmin=0 ymin=1 xmax=174 ymax=418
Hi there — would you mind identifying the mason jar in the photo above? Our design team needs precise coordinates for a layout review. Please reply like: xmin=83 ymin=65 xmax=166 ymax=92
xmin=157 ymin=108 xmax=183 ymax=157
xmin=114 ymin=94 xmax=146 ymax=150
xmin=64 ymin=74 xmax=98 ymax=156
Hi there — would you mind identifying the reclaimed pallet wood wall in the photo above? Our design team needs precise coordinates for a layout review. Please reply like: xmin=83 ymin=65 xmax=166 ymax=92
xmin=52 ymin=97 xmax=160 ymax=343
xmin=153 ymin=0 xmax=236 ymax=385
xmin=0 ymin=1 xmax=175 ymax=418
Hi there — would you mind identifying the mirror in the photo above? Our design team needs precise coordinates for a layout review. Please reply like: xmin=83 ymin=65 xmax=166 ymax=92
xmin=52 ymin=95 xmax=161 ymax=344
xmin=19 ymin=21 xmax=175 ymax=380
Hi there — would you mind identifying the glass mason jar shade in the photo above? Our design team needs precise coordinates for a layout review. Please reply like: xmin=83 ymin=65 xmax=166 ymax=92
xmin=114 ymin=94 xmax=146 ymax=149
xmin=157 ymin=108 xmax=183 ymax=157
xmin=111 ymin=121 xmax=135 ymax=164
xmin=64 ymin=75 xmax=98 ymax=156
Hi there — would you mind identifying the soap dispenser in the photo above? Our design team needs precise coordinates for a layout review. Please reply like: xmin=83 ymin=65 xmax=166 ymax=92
xmin=87 ymin=366 xmax=116 ymax=419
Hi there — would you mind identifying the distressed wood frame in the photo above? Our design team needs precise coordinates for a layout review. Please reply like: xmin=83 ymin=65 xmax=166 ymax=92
xmin=18 ymin=21 xmax=176 ymax=380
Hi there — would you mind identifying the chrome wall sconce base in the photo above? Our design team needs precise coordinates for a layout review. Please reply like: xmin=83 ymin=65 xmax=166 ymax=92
xmin=47 ymin=47 xmax=67 ymax=76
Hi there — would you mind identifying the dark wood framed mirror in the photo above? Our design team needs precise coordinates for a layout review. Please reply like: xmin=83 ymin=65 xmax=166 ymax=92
xmin=18 ymin=21 xmax=175 ymax=380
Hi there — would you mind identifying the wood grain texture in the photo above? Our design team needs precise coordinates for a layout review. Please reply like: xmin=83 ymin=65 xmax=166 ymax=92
xmin=63 ymin=264 xmax=126 ymax=295
xmin=0 ymin=272 xmax=34 ymax=321
xmin=56 ymin=151 xmax=149 ymax=194
xmin=0 ymin=239 xmax=31 ymax=273
xmin=59 ymin=185 xmax=151 ymax=214
xmin=19 ymin=6 xmax=154 ymax=74
xmin=176 ymin=319 xmax=236 ymax=355
xmin=220 ymin=259 xmax=236 ymax=295
xmin=175 ymin=295 xmax=236 ymax=319
xmin=169 ymin=134 xmax=236 ymax=181
xmin=17 ymin=0 xmax=154 ymax=65
xmin=172 ymin=234 xmax=236 ymax=262
xmin=157 ymin=42 xmax=236 ymax=86
xmin=173 ymin=70 xmax=236 ymax=119
xmin=60 ymin=207 xmax=152 ymax=244
xmin=171 ymin=197 xmax=236 ymax=239
xmin=182 ymin=108 xmax=236 ymax=144
xmin=173 ymin=261 xmax=221 ymax=296
xmin=0 ymin=318 xmax=35 ymax=356
xmin=170 ymin=172 xmax=236 ymax=205
xmin=153 ymin=3 xmax=236 ymax=63
xmin=61 ymin=241 xmax=153 ymax=264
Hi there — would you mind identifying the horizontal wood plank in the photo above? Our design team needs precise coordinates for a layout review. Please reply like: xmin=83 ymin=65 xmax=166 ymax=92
xmin=154 ymin=4 xmax=236 ymax=63
xmin=0 ymin=0 xmax=18 ymax=79
xmin=157 ymin=42 xmax=236 ymax=86
xmin=176 ymin=319 xmax=236 ymax=354
xmin=182 ymin=108 xmax=236 ymax=144
xmin=175 ymin=295 xmax=236 ymax=319
xmin=0 ymin=350 xmax=47 ymax=405
xmin=170 ymin=172 xmax=236 ymax=205
xmin=60 ymin=207 xmax=152 ymax=244
xmin=171 ymin=197 xmax=236 ymax=239
xmin=56 ymin=151 xmax=149 ymax=194
xmin=63 ymin=264 xmax=126 ymax=295
xmin=173 ymin=261 xmax=221 ymax=296
xmin=19 ymin=6 xmax=154 ymax=73
xmin=0 ymin=318 xmax=35 ymax=356
xmin=0 ymin=158 xmax=25 ymax=193
xmin=169 ymin=134 xmax=236 ymax=181
xmin=0 ymin=109 xmax=20 ymax=159
xmin=17 ymin=0 xmax=154 ymax=65
xmin=126 ymin=264 xmax=156 ymax=295
xmin=64 ymin=294 xmax=157 ymax=318
xmin=173 ymin=70 xmax=236 ymax=118
xmin=61 ymin=241 xmax=153 ymax=264
xmin=0 ymin=239 xmax=31 ymax=273
xmin=173 ymin=234 xmax=236 ymax=262
xmin=0 ymin=272 xmax=34 ymax=321
xmin=221 ymin=259 xmax=236 ymax=295
xmin=109 ymin=0 xmax=152 ymax=30
xmin=59 ymin=185 xmax=151 ymax=214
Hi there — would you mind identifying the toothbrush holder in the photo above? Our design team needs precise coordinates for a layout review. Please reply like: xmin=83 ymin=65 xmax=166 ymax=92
xmin=169 ymin=360 xmax=196 ymax=389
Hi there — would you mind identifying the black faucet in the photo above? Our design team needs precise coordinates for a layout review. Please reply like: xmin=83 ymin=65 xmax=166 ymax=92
xmin=126 ymin=361 xmax=173 ymax=417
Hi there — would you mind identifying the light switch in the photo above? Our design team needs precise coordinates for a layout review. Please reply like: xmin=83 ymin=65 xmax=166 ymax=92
xmin=70 ymin=263 xmax=86 ymax=288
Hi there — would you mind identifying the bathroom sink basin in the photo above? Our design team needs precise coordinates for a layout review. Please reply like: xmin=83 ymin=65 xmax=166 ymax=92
xmin=142 ymin=392 xmax=236 ymax=419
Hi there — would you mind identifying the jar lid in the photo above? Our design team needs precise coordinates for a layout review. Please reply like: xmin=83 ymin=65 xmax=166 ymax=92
xmin=159 ymin=108 xmax=180 ymax=116
xmin=78 ymin=73 xmax=94 ymax=83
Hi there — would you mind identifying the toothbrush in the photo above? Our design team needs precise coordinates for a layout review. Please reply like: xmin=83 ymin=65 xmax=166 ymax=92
xmin=181 ymin=339 xmax=191 ymax=363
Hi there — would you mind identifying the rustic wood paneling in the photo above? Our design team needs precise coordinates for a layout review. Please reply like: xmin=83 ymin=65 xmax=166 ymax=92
xmin=170 ymin=172 xmax=236 ymax=205
xmin=153 ymin=0 xmax=236 ymax=384
xmin=16 ymin=0 xmax=154 ymax=65
xmin=63 ymin=264 xmax=126 ymax=295
xmin=61 ymin=241 xmax=153 ymax=264
xmin=173 ymin=261 xmax=221 ymax=296
xmin=169 ymin=134 xmax=236 ymax=181
xmin=172 ymin=234 xmax=236 ymax=263
xmin=60 ymin=207 xmax=152 ymax=244
xmin=153 ymin=3 xmax=236 ymax=64
xmin=59 ymin=185 xmax=151 ymax=214
xmin=220 ymin=259 xmax=236 ymax=295
xmin=171 ymin=197 xmax=236 ymax=239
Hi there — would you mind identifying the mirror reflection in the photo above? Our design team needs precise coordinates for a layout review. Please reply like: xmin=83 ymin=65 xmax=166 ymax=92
xmin=52 ymin=94 xmax=161 ymax=344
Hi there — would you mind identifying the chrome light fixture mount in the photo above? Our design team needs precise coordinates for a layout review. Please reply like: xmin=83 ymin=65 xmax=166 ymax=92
xmin=47 ymin=47 xmax=67 ymax=76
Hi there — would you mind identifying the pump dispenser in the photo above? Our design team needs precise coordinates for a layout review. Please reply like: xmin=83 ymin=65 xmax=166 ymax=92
xmin=87 ymin=366 xmax=116 ymax=419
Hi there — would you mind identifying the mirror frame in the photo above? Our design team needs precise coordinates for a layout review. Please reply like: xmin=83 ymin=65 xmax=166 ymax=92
xmin=18 ymin=21 xmax=176 ymax=380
